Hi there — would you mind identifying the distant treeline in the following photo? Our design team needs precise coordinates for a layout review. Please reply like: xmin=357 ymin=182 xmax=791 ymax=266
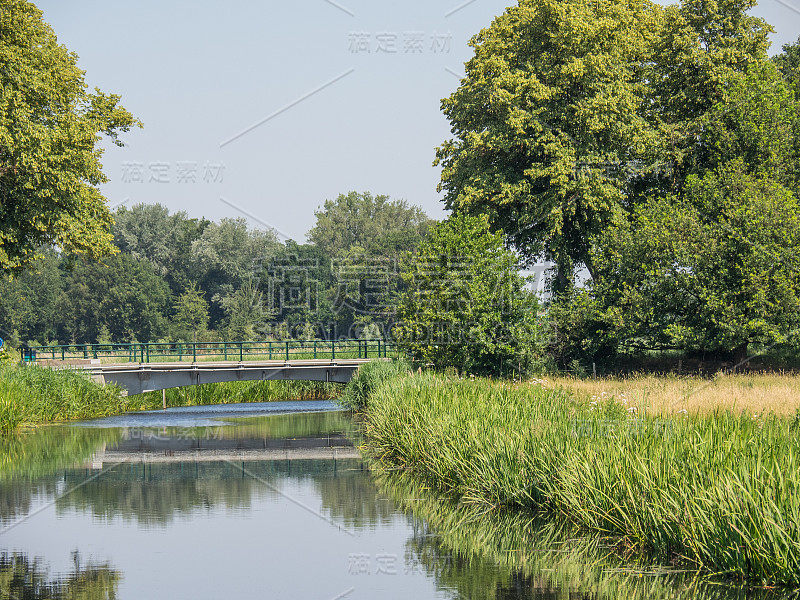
xmin=0 ymin=192 xmax=434 ymax=346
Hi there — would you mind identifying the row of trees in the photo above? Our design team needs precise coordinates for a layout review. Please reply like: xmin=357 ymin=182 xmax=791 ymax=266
xmin=0 ymin=193 xmax=435 ymax=346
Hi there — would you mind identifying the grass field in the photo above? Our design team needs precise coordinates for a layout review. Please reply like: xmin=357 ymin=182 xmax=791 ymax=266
xmin=547 ymin=372 xmax=800 ymax=417
xmin=363 ymin=370 xmax=800 ymax=587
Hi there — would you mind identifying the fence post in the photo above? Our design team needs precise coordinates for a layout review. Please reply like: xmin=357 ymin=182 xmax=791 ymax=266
xmin=178 ymin=344 xmax=183 ymax=361
xmin=146 ymin=344 xmax=150 ymax=363
xmin=83 ymin=345 xmax=88 ymax=359
xmin=285 ymin=341 xmax=289 ymax=361
xmin=314 ymin=340 xmax=317 ymax=359
xmin=192 ymin=342 xmax=197 ymax=362
xmin=332 ymin=340 xmax=335 ymax=360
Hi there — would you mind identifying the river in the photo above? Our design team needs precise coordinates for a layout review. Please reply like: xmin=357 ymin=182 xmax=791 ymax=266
xmin=0 ymin=401 xmax=781 ymax=599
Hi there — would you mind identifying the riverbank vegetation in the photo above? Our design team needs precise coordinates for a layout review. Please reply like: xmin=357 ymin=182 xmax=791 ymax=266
xmin=135 ymin=380 xmax=341 ymax=409
xmin=363 ymin=371 xmax=800 ymax=587
xmin=0 ymin=363 xmax=127 ymax=433
xmin=373 ymin=468 xmax=778 ymax=600
xmin=0 ymin=362 xmax=341 ymax=432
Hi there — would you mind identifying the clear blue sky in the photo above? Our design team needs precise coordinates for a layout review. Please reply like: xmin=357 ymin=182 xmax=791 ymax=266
xmin=36 ymin=0 xmax=800 ymax=242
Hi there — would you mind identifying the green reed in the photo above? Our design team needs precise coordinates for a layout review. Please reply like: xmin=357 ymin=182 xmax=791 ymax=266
xmin=132 ymin=379 xmax=343 ymax=410
xmin=0 ymin=363 xmax=127 ymax=431
xmin=372 ymin=468 xmax=779 ymax=600
xmin=364 ymin=373 xmax=800 ymax=587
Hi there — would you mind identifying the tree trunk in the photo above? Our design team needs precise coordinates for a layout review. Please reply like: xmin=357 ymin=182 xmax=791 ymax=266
xmin=732 ymin=342 xmax=748 ymax=366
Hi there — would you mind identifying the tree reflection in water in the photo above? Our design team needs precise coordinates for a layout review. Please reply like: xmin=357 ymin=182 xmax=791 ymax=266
xmin=0 ymin=551 xmax=119 ymax=600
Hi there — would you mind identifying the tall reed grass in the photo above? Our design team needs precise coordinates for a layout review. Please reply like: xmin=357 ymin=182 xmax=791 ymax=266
xmin=337 ymin=358 xmax=411 ymax=411
xmin=133 ymin=379 xmax=342 ymax=410
xmin=364 ymin=373 xmax=800 ymax=587
xmin=373 ymin=468 xmax=773 ymax=599
xmin=0 ymin=364 xmax=126 ymax=431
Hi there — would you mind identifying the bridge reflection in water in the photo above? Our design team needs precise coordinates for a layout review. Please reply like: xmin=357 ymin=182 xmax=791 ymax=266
xmin=93 ymin=427 xmax=360 ymax=465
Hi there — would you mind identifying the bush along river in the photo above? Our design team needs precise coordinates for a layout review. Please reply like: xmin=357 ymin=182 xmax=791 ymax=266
xmin=0 ymin=399 xmax=790 ymax=599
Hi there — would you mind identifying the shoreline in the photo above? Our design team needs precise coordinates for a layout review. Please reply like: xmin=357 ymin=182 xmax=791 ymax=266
xmin=360 ymin=370 xmax=800 ymax=588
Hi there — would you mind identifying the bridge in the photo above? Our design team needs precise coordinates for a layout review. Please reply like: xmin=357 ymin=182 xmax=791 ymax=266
xmin=25 ymin=339 xmax=394 ymax=396
xmin=86 ymin=359 xmax=371 ymax=395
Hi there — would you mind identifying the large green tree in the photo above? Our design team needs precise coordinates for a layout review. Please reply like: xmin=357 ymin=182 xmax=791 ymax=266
xmin=434 ymin=0 xmax=660 ymax=286
xmin=395 ymin=214 xmax=541 ymax=376
xmin=0 ymin=250 xmax=64 ymax=344
xmin=589 ymin=163 xmax=800 ymax=362
xmin=307 ymin=191 xmax=435 ymax=338
xmin=773 ymin=35 xmax=800 ymax=98
xmin=436 ymin=0 xmax=774 ymax=289
xmin=58 ymin=254 xmax=170 ymax=343
xmin=191 ymin=218 xmax=280 ymax=327
xmin=645 ymin=0 xmax=774 ymax=196
xmin=172 ymin=283 xmax=210 ymax=343
xmin=559 ymin=62 xmax=800 ymax=362
xmin=0 ymin=1 xmax=140 ymax=273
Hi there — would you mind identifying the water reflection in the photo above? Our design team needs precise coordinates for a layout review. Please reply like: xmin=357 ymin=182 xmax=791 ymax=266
xmin=0 ymin=426 xmax=120 ymax=481
xmin=54 ymin=459 xmax=368 ymax=527
xmin=1 ymin=411 xmax=363 ymax=528
xmin=0 ymin=406 xmax=791 ymax=599
xmin=373 ymin=469 xmax=785 ymax=600
xmin=0 ymin=551 xmax=119 ymax=600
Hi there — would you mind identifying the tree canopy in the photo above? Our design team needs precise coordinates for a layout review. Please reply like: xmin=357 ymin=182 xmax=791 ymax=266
xmin=0 ymin=1 xmax=140 ymax=273
xmin=307 ymin=191 xmax=434 ymax=257
xmin=435 ymin=0 xmax=775 ymax=290
xmin=435 ymin=0 xmax=661 ymax=285
xmin=434 ymin=0 xmax=798 ymax=363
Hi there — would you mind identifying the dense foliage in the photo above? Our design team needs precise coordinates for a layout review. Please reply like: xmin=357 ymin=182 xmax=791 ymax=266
xmin=0 ymin=0 xmax=140 ymax=272
xmin=395 ymin=214 xmax=543 ymax=376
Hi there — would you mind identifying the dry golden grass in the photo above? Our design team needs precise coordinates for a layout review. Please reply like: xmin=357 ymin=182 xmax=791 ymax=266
xmin=544 ymin=373 xmax=800 ymax=417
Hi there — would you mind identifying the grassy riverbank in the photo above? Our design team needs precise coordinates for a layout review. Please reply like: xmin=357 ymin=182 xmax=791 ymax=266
xmin=0 ymin=363 xmax=342 ymax=431
xmin=0 ymin=363 xmax=128 ymax=432
xmin=363 ymin=371 xmax=800 ymax=587
xmin=550 ymin=372 xmax=800 ymax=417
xmin=373 ymin=469 xmax=774 ymax=600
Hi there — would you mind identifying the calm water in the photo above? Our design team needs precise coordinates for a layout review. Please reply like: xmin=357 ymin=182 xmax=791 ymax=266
xmin=0 ymin=401 xmax=783 ymax=599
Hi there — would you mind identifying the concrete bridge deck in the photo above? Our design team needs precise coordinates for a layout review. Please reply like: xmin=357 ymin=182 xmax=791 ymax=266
xmin=85 ymin=358 xmax=372 ymax=395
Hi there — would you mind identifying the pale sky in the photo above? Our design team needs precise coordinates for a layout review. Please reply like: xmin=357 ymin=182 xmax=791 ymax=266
xmin=36 ymin=0 xmax=800 ymax=242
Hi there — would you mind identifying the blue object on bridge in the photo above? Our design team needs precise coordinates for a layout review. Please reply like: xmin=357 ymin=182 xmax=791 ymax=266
xmin=21 ymin=347 xmax=36 ymax=363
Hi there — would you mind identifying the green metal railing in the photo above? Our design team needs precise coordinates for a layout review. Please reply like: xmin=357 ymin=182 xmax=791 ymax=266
xmin=25 ymin=338 xmax=397 ymax=364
